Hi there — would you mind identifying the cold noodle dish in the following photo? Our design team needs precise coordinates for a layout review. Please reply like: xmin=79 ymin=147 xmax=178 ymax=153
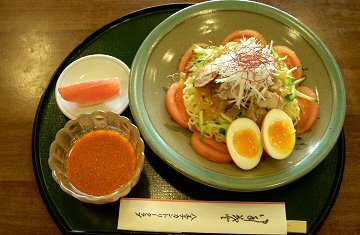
xmin=165 ymin=29 xmax=319 ymax=170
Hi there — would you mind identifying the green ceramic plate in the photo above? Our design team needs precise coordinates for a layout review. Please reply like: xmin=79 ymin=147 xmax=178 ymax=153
xmin=130 ymin=0 xmax=346 ymax=191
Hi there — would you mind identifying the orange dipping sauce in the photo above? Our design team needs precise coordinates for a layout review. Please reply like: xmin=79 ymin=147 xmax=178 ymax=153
xmin=66 ymin=129 xmax=136 ymax=196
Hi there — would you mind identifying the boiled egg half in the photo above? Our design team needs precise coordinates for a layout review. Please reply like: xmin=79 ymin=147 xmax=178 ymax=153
xmin=261 ymin=109 xmax=296 ymax=160
xmin=226 ymin=118 xmax=263 ymax=170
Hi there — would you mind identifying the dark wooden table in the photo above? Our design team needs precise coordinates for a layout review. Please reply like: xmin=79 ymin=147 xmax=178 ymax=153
xmin=1 ymin=0 xmax=359 ymax=234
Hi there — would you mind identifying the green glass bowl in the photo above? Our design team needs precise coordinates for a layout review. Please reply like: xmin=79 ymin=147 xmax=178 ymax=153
xmin=129 ymin=0 xmax=346 ymax=191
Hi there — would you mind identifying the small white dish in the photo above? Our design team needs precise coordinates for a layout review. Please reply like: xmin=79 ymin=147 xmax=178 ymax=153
xmin=55 ymin=54 xmax=130 ymax=119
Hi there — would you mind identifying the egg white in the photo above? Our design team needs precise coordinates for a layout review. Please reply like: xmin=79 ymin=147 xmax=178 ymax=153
xmin=226 ymin=118 xmax=263 ymax=170
xmin=261 ymin=109 xmax=296 ymax=160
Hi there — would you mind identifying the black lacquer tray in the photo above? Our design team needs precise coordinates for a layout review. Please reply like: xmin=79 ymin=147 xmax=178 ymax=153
xmin=32 ymin=3 xmax=345 ymax=234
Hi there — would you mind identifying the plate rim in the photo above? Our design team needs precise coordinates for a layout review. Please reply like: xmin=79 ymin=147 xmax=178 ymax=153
xmin=130 ymin=0 xmax=346 ymax=191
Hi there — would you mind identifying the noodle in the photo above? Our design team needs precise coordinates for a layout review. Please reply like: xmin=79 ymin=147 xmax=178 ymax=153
xmin=183 ymin=75 xmax=241 ymax=142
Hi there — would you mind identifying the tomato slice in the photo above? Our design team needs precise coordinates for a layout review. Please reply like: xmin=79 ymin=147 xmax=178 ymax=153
xmin=296 ymin=86 xmax=319 ymax=134
xmin=191 ymin=132 xmax=233 ymax=163
xmin=199 ymin=134 xmax=229 ymax=153
xmin=296 ymin=98 xmax=310 ymax=134
xmin=273 ymin=45 xmax=303 ymax=80
xmin=178 ymin=42 xmax=208 ymax=74
xmin=221 ymin=29 xmax=267 ymax=45
xmin=165 ymin=82 xmax=190 ymax=129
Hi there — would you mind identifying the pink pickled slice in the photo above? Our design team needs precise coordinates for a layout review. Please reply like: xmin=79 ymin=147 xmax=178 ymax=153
xmin=58 ymin=77 xmax=120 ymax=106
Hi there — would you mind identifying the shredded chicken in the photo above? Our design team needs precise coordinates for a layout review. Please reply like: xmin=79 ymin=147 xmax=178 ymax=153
xmin=193 ymin=60 xmax=221 ymax=87
xmin=258 ymin=89 xmax=284 ymax=109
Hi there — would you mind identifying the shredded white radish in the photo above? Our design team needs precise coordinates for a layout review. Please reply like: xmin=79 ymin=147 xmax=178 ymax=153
xmin=214 ymin=38 xmax=278 ymax=109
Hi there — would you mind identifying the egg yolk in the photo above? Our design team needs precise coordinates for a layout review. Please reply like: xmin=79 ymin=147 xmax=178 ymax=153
xmin=233 ymin=128 xmax=259 ymax=158
xmin=268 ymin=120 xmax=295 ymax=152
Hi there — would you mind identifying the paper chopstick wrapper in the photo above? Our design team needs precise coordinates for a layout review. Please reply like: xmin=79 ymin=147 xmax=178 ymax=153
xmin=118 ymin=198 xmax=306 ymax=234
